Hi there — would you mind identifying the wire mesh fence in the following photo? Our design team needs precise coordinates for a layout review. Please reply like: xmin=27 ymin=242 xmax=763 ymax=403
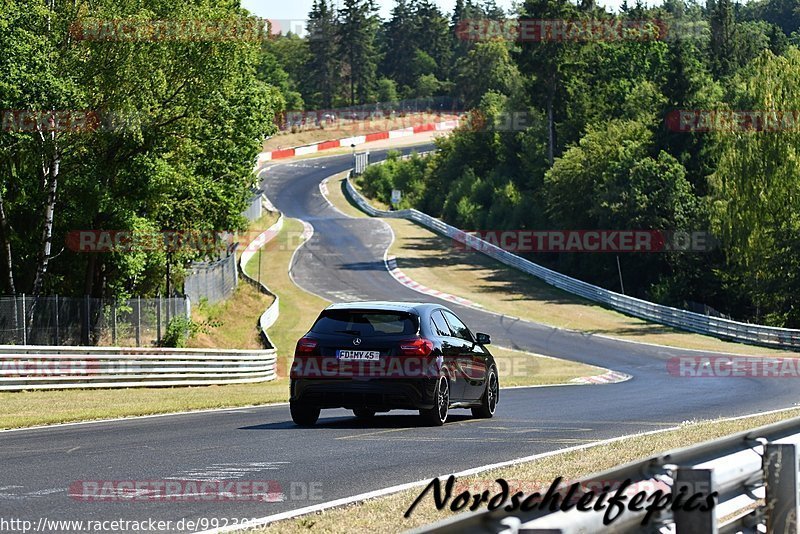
xmin=184 ymin=251 xmax=239 ymax=305
xmin=0 ymin=295 xmax=190 ymax=347
xmin=242 ymin=191 xmax=263 ymax=222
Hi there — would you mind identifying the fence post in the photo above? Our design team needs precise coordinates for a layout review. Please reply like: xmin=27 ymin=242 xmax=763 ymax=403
xmin=112 ymin=298 xmax=117 ymax=345
xmin=135 ymin=296 xmax=141 ymax=347
xmin=233 ymin=251 xmax=239 ymax=288
xmin=53 ymin=295 xmax=59 ymax=346
xmin=21 ymin=293 xmax=26 ymax=345
xmin=764 ymin=443 xmax=800 ymax=533
xmin=673 ymin=468 xmax=717 ymax=534
xmin=81 ymin=295 xmax=89 ymax=345
xmin=156 ymin=294 xmax=162 ymax=343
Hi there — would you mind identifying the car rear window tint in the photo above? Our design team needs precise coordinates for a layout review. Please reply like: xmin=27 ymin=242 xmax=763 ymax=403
xmin=311 ymin=311 xmax=418 ymax=337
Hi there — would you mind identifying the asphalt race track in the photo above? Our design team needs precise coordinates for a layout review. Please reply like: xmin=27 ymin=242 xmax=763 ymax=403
xmin=3 ymin=146 xmax=799 ymax=532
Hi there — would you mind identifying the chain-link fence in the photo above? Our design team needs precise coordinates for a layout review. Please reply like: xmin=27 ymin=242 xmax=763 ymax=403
xmin=0 ymin=295 xmax=190 ymax=346
xmin=184 ymin=252 xmax=239 ymax=305
xmin=242 ymin=191 xmax=264 ymax=222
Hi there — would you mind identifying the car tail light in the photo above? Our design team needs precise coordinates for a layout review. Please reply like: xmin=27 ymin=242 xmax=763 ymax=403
xmin=399 ymin=338 xmax=434 ymax=356
xmin=295 ymin=337 xmax=319 ymax=354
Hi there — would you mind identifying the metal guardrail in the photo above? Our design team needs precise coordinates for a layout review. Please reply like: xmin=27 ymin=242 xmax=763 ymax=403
xmin=0 ymin=345 xmax=276 ymax=391
xmin=411 ymin=414 xmax=800 ymax=533
xmin=345 ymin=169 xmax=800 ymax=350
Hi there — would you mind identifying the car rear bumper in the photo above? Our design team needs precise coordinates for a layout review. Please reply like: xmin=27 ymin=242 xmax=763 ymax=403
xmin=290 ymin=378 xmax=438 ymax=410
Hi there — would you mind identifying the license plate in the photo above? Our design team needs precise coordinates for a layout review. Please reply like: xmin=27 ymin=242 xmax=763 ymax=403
xmin=337 ymin=350 xmax=380 ymax=361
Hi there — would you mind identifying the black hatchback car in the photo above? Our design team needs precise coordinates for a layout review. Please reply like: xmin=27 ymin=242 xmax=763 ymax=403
xmin=289 ymin=302 xmax=499 ymax=426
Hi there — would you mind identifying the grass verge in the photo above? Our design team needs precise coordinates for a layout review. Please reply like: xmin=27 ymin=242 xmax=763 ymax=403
xmin=0 ymin=384 xmax=289 ymax=430
xmin=254 ymin=407 xmax=800 ymax=533
xmin=328 ymin=175 xmax=797 ymax=357
xmin=188 ymin=211 xmax=280 ymax=350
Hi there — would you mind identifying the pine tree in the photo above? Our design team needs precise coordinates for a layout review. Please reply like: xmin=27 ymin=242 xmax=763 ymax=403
xmin=338 ymin=0 xmax=381 ymax=105
xmin=380 ymin=0 xmax=417 ymax=88
xmin=414 ymin=0 xmax=452 ymax=81
xmin=307 ymin=0 xmax=340 ymax=108
xmin=516 ymin=0 xmax=577 ymax=164
xmin=709 ymin=0 xmax=738 ymax=78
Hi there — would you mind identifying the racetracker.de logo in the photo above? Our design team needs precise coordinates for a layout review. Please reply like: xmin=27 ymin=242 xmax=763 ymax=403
xmin=453 ymin=230 xmax=716 ymax=253
xmin=68 ymin=480 xmax=284 ymax=502
xmin=69 ymin=18 xmax=272 ymax=42
xmin=1 ymin=110 xmax=101 ymax=133
xmin=666 ymin=110 xmax=800 ymax=133
xmin=668 ymin=356 xmax=800 ymax=377
xmin=455 ymin=18 xmax=668 ymax=42
xmin=1 ymin=358 xmax=137 ymax=377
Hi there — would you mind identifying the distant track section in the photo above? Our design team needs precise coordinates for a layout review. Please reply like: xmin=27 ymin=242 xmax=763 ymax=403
xmin=257 ymin=119 xmax=460 ymax=163
xmin=345 ymin=171 xmax=800 ymax=350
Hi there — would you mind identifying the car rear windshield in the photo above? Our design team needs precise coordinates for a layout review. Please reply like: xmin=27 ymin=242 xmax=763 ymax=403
xmin=311 ymin=310 xmax=419 ymax=337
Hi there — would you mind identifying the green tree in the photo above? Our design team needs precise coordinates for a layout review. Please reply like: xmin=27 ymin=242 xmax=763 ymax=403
xmin=379 ymin=0 xmax=417 ymax=89
xmin=376 ymin=78 xmax=399 ymax=107
xmin=307 ymin=0 xmax=340 ymax=108
xmin=709 ymin=49 xmax=800 ymax=325
xmin=338 ymin=0 xmax=381 ymax=105
xmin=709 ymin=0 xmax=738 ymax=78
xmin=544 ymin=120 xmax=696 ymax=293
xmin=0 ymin=0 xmax=281 ymax=300
xmin=454 ymin=39 xmax=523 ymax=107
xmin=516 ymin=0 xmax=578 ymax=164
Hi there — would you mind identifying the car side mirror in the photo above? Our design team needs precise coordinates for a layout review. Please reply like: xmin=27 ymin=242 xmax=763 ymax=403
xmin=476 ymin=333 xmax=491 ymax=345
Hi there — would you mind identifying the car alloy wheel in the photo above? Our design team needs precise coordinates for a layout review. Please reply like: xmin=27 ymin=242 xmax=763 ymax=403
xmin=472 ymin=368 xmax=498 ymax=419
xmin=421 ymin=375 xmax=450 ymax=426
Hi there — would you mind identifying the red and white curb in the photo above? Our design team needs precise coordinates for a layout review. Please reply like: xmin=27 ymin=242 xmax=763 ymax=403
xmin=256 ymin=119 xmax=460 ymax=167
xmin=385 ymin=256 xmax=482 ymax=308
xmin=571 ymin=370 xmax=632 ymax=385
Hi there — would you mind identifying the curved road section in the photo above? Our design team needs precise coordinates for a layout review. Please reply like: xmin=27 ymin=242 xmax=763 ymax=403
xmin=1 ymin=147 xmax=798 ymax=532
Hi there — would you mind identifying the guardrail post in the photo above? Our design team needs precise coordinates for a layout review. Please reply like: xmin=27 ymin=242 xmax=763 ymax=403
xmin=674 ymin=468 xmax=717 ymax=534
xmin=764 ymin=443 xmax=800 ymax=533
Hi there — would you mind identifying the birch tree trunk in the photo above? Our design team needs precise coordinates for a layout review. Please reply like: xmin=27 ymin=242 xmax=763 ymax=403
xmin=31 ymin=141 xmax=59 ymax=297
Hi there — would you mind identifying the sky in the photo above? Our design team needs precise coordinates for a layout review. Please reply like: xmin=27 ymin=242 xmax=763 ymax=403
xmin=241 ymin=0 xmax=634 ymax=23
